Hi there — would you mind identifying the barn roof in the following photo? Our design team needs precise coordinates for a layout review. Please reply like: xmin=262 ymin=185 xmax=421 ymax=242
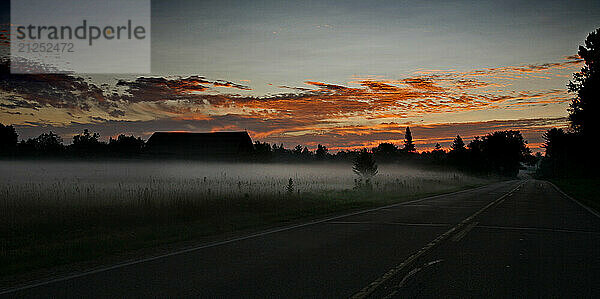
xmin=145 ymin=131 xmax=253 ymax=157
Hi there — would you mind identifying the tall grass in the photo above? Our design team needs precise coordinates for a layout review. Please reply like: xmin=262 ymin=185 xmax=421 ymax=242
xmin=0 ymin=160 xmax=491 ymax=277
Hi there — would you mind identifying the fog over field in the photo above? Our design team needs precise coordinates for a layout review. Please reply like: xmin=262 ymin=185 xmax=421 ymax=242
xmin=1 ymin=160 xmax=495 ymax=277
xmin=0 ymin=160 xmax=487 ymax=204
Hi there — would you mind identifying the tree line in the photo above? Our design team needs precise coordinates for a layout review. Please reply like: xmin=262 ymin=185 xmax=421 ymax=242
xmin=0 ymin=127 xmax=144 ymax=157
xmin=0 ymin=123 xmax=534 ymax=177
xmin=256 ymin=128 xmax=533 ymax=177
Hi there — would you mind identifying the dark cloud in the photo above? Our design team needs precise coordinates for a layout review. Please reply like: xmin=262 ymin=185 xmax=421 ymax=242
xmin=304 ymin=81 xmax=357 ymax=92
xmin=90 ymin=116 xmax=109 ymax=122
xmin=115 ymin=76 xmax=211 ymax=103
xmin=0 ymin=59 xmax=253 ymax=116
xmin=0 ymin=58 xmax=111 ymax=111
xmin=212 ymin=80 xmax=252 ymax=90
xmin=454 ymin=79 xmax=492 ymax=89
xmin=3 ymin=111 xmax=21 ymax=115
xmin=277 ymin=85 xmax=313 ymax=91
xmin=115 ymin=76 xmax=251 ymax=103
xmin=108 ymin=109 xmax=126 ymax=117
xmin=401 ymin=77 xmax=444 ymax=92
xmin=0 ymin=97 xmax=42 ymax=110
xmin=360 ymin=81 xmax=404 ymax=92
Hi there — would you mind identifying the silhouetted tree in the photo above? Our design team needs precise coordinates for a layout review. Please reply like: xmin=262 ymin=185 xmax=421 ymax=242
xmin=301 ymin=146 xmax=312 ymax=159
xmin=333 ymin=149 xmax=358 ymax=162
xmin=292 ymin=145 xmax=303 ymax=157
xmin=271 ymin=143 xmax=293 ymax=160
xmin=374 ymin=143 xmax=398 ymax=154
xmin=430 ymin=143 xmax=445 ymax=164
xmin=19 ymin=131 xmax=64 ymax=156
xmin=70 ymin=129 xmax=107 ymax=156
xmin=37 ymin=132 xmax=64 ymax=152
xmin=465 ymin=136 xmax=485 ymax=173
xmin=352 ymin=149 xmax=378 ymax=191
xmin=0 ymin=123 xmax=18 ymax=155
xmin=448 ymin=135 xmax=468 ymax=170
xmin=542 ymin=128 xmax=568 ymax=159
xmin=253 ymin=141 xmax=273 ymax=161
xmin=404 ymin=127 xmax=416 ymax=153
xmin=568 ymin=28 xmax=600 ymax=137
xmin=108 ymin=134 xmax=145 ymax=154
xmin=467 ymin=137 xmax=483 ymax=152
xmin=473 ymin=130 xmax=530 ymax=177
xmin=450 ymin=135 xmax=466 ymax=152
xmin=538 ymin=128 xmax=582 ymax=177
xmin=315 ymin=144 xmax=329 ymax=160
xmin=373 ymin=142 xmax=398 ymax=161
xmin=73 ymin=129 xmax=100 ymax=146
xmin=352 ymin=149 xmax=378 ymax=178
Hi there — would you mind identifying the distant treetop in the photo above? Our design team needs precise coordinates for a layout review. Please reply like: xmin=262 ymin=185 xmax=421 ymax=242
xmin=451 ymin=135 xmax=466 ymax=152
xmin=404 ymin=127 xmax=416 ymax=153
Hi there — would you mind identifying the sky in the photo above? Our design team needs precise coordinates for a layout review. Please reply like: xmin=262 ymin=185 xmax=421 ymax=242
xmin=1 ymin=0 xmax=599 ymax=152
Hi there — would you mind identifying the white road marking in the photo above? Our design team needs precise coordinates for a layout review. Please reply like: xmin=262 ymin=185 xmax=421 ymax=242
xmin=350 ymin=180 xmax=525 ymax=299
xmin=546 ymin=181 xmax=600 ymax=219
xmin=382 ymin=259 xmax=445 ymax=299
xmin=451 ymin=221 xmax=479 ymax=242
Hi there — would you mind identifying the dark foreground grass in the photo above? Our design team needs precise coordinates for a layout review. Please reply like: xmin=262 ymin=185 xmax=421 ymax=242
xmin=550 ymin=178 xmax=599 ymax=212
xmin=0 ymin=183 xmax=487 ymax=282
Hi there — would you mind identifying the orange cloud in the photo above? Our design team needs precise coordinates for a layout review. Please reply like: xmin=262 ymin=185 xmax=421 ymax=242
xmin=2 ymin=56 xmax=578 ymax=153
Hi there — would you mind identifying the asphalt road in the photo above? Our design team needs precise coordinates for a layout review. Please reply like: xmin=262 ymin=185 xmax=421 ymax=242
xmin=2 ymin=179 xmax=599 ymax=298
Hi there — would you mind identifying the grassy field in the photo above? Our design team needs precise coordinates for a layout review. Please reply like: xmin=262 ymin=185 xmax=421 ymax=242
xmin=1 ymin=160 xmax=494 ymax=279
xmin=550 ymin=178 xmax=599 ymax=212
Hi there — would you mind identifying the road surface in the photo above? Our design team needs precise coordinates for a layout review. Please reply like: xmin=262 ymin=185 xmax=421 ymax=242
xmin=2 ymin=179 xmax=599 ymax=298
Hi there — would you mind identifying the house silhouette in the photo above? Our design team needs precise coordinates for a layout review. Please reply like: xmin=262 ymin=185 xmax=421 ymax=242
xmin=145 ymin=131 xmax=254 ymax=158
